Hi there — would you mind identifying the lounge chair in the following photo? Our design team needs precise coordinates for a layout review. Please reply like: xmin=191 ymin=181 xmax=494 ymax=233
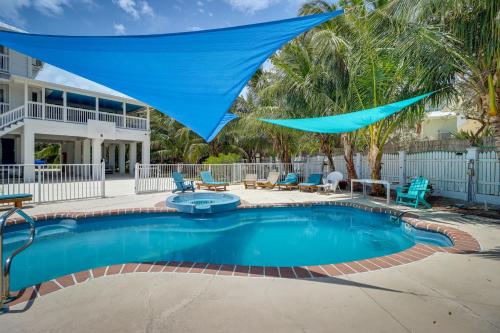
xmin=0 ymin=193 xmax=33 ymax=208
xmin=172 ymin=172 xmax=195 ymax=193
xmin=277 ymin=172 xmax=298 ymax=190
xmin=198 ymin=171 xmax=229 ymax=191
xmin=256 ymin=171 xmax=280 ymax=189
xmin=243 ymin=174 xmax=258 ymax=189
xmin=298 ymin=174 xmax=323 ymax=192
xmin=317 ymin=171 xmax=343 ymax=194
xmin=396 ymin=176 xmax=431 ymax=208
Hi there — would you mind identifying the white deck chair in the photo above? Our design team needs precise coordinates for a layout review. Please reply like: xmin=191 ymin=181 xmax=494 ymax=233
xmin=325 ymin=171 xmax=343 ymax=193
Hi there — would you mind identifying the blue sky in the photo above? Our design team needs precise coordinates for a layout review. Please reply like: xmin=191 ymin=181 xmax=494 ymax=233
xmin=0 ymin=0 xmax=307 ymax=96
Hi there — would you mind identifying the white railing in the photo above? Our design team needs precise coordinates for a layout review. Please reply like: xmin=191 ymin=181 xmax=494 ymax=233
xmin=67 ymin=106 xmax=96 ymax=123
xmin=27 ymin=101 xmax=44 ymax=119
xmin=0 ymin=102 xmax=9 ymax=114
xmin=0 ymin=54 xmax=8 ymax=72
xmin=0 ymin=162 xmax=105 ymax=204
xmin=126 ymin=116 xmax=148 ymax=130
xmin=99 ymin=112 xmax=123 ymax=127
xmin=0 ymin=106 xmax=25 ymax=130
xmin=25 ymin=102 xmax=147 ymax=130
xmin=135 ymin=162 xmax=324 ymax=194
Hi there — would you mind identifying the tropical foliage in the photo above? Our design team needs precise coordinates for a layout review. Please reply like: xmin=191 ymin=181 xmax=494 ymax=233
xmin=148 ymin=0 xmax=499 ymax=180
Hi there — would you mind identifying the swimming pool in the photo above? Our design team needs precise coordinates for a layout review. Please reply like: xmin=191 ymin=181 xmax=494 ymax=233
xmin=3 ymin=205 xmax=452 ymax=291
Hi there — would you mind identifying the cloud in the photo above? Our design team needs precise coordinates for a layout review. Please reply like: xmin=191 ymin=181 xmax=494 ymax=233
xmin=113 ymin=0 xmax=154 ymax=19
xmin=113 ymin=22 xmax=126 ymax=35
xmin=0 ymin=0 xmax=82 ymax=22
xmin=191 ymin=26 xmax=201 ymax=31
xmin=34 ymin=0 xmax=70 ymax=16
xmin=223 ymin=0 xmax=281 ymax=14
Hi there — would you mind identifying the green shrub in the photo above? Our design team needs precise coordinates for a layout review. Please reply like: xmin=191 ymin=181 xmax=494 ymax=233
xmin=203 ymin=153 xmax=241 ymax=164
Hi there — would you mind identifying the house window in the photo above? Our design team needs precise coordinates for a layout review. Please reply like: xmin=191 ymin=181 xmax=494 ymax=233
xmin=32 ymin=91 xmax=39 ymax=102
xmin=0 ymin=89 xmax=4 ymax=103
xmin=0 ymin=45 xmax=5 ymax=54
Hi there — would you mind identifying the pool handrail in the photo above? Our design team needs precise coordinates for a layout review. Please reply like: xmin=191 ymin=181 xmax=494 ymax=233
xmin=0 ymin=207 xmax=36 ymax=310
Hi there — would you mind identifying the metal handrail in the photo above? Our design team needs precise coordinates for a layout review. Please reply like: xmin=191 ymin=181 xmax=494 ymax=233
xmin=0 ymin=208 xmax=36 ymax=308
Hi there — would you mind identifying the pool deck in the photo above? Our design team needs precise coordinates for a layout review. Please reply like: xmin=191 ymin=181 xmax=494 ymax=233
xmin=1 ymin=185 xmax=500 ymax=333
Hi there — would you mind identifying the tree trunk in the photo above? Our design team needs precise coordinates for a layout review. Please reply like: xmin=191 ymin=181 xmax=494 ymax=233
xmin=492 ymin=114 xmax=500 ymax=161
xmin=368 ymin=142 xmax=384 ymax=195
xmin=318 ymin=134 xmax=335 ymax=172
xmin=342 ymin=134 xmax=360 ymax=191
xmin=494 ymin=87 xmax=500 ymax=162
xmin=341 ymin=134 xmax=357 ymax=180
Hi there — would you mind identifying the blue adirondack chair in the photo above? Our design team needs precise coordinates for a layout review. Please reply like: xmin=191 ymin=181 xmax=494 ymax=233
xmin=277 ymin=173 xmax=298 ymax=190
xmin=172 ymin=172 xmax=195 ymax=193
xmin=199 ymin=171 xmax=229 ymax=191
xmin=396 ymin=176 xmax=431 ymax=208
xmin=298 ymin=173 xmax=323 ymax=192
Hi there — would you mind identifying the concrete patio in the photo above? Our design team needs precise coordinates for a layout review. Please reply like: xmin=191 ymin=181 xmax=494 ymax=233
xmin=1 ymin=185 xmax=499 ymax=333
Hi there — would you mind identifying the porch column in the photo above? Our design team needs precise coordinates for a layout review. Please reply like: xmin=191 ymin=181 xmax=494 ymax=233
xmin=119 ymin=143 xmax=126 ymax=175
xmin=146 ymin=107 xmax=150 ymax=130
xmin=21 ymin=126 xmax=35 ymax=181
xmin=63 ymin=91 xmax=67 ymax=121
xmin=109 ymin=144 xmax=116 ymax=171
xmin=103 ymin=143 xmax=109 ymax=164
xmin=74 ymin=141 xmax=82 ymax=164
xmin=122 ymin=102 xmax=126 ymax=128
xmin=129 ymin=142 xmax=137 ymax=176
xmin=82 ymin=139 xmax=91 ymax=164
xmin=91 ymin=138 xmax=103 ymax=179
xmin=14 ymin=136 xmax=21 ymax=164
xmin=42 ymin=87 xmax=46 ymax=119
xmin=141 ymin=139 xmax=150 ymax=165
xmin=23 ymin=80 xmax=28 ymax=111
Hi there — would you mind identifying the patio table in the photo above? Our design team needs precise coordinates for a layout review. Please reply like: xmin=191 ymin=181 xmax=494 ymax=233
xmin=350 ymin=179 xmax=391 ymax=205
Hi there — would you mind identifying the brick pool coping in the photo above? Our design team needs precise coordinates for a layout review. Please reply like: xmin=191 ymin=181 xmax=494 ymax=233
xmin=5 ymin=201 xmax=481 ymax=307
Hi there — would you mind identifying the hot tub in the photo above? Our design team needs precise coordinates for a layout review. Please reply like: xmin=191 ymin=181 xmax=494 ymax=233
xmin=166 ymin=192 xmax=240 ymax=214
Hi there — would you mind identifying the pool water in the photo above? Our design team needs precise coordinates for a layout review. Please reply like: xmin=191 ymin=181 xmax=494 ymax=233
xmin=3 ymin=206 xmax=452 ymax=290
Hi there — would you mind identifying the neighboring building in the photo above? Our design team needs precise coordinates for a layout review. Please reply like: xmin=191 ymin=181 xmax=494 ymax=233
xmin=418 ymin=106 xmax=482 ymax=141
xmin=0 ymin=23 xmax=150 ymax=180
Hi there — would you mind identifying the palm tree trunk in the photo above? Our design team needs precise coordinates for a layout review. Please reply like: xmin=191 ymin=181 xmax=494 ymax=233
xmin=341 ymin=134 xmax=357 ymax=180
xmin=494 ymin=87 xmax=500 ymax=161
xmin=318 ymin=134 xmax=335 ymax=172
xmin=368 ymin=142 xmax=384 ymax=194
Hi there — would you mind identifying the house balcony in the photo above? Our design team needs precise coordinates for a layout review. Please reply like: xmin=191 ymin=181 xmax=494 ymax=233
xmin=0 ymin=102 xmax=8 ymax=113
xmin=26 ymin=101 xmax=148 ymax=130
xmin=0 ymin=54 xmax=8 ymax=72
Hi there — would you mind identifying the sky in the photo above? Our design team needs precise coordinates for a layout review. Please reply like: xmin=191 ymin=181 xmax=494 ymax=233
xmin=0 ymin=0 xmax=308 ymax=97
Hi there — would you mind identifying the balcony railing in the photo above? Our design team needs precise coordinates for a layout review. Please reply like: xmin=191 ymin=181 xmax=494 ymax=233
xmin=0 ymin=102 xmax=8 ymax=114
xmin=0 ymin=54 xmax=8 ymax=72
xmin=27 ymin=102 xmax=147 ymax=130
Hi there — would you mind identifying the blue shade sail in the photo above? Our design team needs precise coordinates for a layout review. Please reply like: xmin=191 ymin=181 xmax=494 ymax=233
xmin=0 ymin=11 xmax=343 ymax=141
xmin=259 ymin=92 xmax=434 ymax=133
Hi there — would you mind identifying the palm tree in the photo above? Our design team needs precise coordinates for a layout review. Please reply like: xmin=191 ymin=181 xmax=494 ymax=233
xmin=298 ymin=0 xmax=458 ymax=187
xmin=386 ymin=0 xmax=500 ymax=160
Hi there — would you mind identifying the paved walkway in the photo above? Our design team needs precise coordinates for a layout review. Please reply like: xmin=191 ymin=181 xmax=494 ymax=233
xmin=2 ymin=186 xmax=500 ymax=333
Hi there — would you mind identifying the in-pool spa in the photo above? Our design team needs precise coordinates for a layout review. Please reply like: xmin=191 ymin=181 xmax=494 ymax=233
xmin=166 ymin=192 xmax=240 ymax=214
xmin=3 ymin=205 xmax=452 ymax=291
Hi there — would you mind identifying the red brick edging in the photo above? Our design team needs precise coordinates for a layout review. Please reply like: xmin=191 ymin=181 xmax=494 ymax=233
xmin=5 ymin=201 xmax=480 ymax=307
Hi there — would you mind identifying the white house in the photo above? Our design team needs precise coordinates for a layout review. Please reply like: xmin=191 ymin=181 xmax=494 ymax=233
xmin=0 ymin=23 xmax=151 ymax=181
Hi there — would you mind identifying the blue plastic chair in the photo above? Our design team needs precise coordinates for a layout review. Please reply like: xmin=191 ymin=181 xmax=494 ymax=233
xmin=277 ymin=173 xmax=298 ymax=190
xmin=172 ymin=172 xmax=195 ymax=193
xmin=396 ymin=177 xmax=431 ymax=208
xmin=298 ymin=173 xmax=323 ymax=192
xmin=199 ymin=171 xmax=229 ymax=191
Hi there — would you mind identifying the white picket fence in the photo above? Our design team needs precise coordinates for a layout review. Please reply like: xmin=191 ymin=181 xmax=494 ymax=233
xmin=0 ymin=163 xmax=105 ymax=204
xmin=135 ymin=162 xmax=324 ymax=194
xmin=333 ymin=148 xmax=500 ymax=204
